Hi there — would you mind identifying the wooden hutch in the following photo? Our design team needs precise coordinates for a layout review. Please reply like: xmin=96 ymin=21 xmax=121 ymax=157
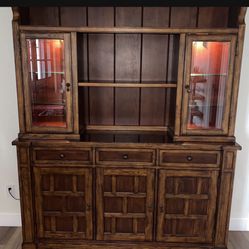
xmin=12 ymin=6 xmax=247 ymax=249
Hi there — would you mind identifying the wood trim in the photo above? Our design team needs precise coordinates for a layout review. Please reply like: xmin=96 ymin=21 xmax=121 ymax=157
xmin=19 ymin=25 xmax=239 ymax=34
xmin=71 ymin=32 xmax=79 ymax=134
xmin=78 ymin=82 xmax=177 ymax=88
xmin=174 ymin=33 xmax=186 ymax=136
xmin=12 ymin=18 xmax=26 ymax=133
xmin=228 ymin=24 xmax=246 ymax=136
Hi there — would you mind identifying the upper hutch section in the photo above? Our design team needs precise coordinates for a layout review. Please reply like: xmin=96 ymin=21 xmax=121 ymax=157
xmin=13 ymin=7 xmax=247 ymax=143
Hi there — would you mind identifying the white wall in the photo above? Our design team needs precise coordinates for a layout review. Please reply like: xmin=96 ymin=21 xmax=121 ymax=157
xmin=0 ymin=7 xmax=21 ymax=226
xmin=0 ymin=7 xmax=248 ymax=230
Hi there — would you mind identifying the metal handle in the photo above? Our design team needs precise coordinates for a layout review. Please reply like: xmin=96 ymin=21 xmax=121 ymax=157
xmin=123 ymin=154 xmax=129 ymax=160
xmin=59 ymin=153 xmax=65 ymax=159
xmin=186 ymin=155 xmax=193 ymax=161
xmin=185 ymin=85 xmax=191 ymax=93
xmin=66 ymin=83 xmax=71 ymax=92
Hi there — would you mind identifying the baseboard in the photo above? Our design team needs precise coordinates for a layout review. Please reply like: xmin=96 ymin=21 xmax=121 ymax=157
xmin=229 ymin=218 xmax=249 ymax=231
xmin=0 ymin=213 xmax=21 ymax=226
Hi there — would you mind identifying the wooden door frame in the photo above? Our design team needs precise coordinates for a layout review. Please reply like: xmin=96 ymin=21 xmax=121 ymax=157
xmin=156 ymin=169 xmax=218 ymax=243
xmin=181 ymin=34 xmax=237 ymax=136
xmin=33 ymin=167 xmax=93 ymax=239
xmin=96 ymin=168 xmax=155 ymax=241
xmin=20 ymin=32 xmax=73 ymax=133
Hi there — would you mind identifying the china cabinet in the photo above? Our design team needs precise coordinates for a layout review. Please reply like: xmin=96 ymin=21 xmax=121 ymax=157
xmin=12 ymin=6 xmax=247 ymax=249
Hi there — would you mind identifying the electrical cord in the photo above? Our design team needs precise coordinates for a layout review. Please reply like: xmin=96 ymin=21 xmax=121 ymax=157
xmin=8 ymin=187 xmax=20 ymax=201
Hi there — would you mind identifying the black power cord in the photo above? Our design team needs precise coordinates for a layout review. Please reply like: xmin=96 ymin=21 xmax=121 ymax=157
xmin=8 ymin=187 xmax=20 ymax=201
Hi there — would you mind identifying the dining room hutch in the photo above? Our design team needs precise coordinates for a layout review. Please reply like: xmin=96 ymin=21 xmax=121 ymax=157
xmin=12 ymin=5 xmax=247 ymax=249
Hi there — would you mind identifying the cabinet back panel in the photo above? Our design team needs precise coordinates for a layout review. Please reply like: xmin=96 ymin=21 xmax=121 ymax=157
xmin=60 ymin=7 xmax=87 ymax=26
xmin=198 ymin=7 xmax=229 ymax=28
xmin=22 ymin=7 xmax=234 ymax=28
xmin=170 ymin=7 xmax=198 ymax=28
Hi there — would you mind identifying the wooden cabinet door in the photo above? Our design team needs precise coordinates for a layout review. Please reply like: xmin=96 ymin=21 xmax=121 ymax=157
xmin=96 ymin=168 xmax=155 ymax=241
xmin=21 ymin=33 xmax=73 ymax=133
xmin=181 ymin=35 xmax=236 ymax=135
xmin=157 ymin=170 xmax=218 ymax=243
xmin=34 ymin=167 xmax=93 ymax=239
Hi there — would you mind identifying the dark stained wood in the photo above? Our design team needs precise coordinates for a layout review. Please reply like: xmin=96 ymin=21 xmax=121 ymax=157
xmin=96 ymin=148 xmax=155 ymax=165
xmin=170 ymin=7 xmax=198 ymax=28
xmin=143 ymin=7 xmax=170 ymax=27
xmin=198 ymin=7 xmax=229 ymax=28
xmin=29 ymin=7 xmax=59 ymax=26
xmin=60 ymin=7 xmax=87 ymax=27
xmin=88 ymin=8 xmax=114 ymax=126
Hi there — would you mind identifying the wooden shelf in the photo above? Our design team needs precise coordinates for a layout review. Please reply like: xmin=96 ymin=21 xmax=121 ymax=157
xmin=78 ymin=82 xmax=177 ymax=88
xmin=19 ymin=25 xmax=239 ymax=34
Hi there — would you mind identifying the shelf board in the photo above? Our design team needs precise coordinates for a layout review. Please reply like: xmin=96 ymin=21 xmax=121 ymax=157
xmin=190 ymin=73 xmax=227 ymax=77
xmin=78 ymin=82 xmax=177 ymax=88
xmin=86 ymin=125 xmax=168 ymax=132
xmin=19 ymin=25 xmax=239 ymax=34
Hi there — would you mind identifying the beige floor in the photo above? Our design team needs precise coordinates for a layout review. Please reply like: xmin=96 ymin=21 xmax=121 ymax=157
xmin=0 ymin=227 xmax=248 ymax=249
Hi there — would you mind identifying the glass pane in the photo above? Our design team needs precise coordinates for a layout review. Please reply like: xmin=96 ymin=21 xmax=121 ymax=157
xmin=187 ymin=41 xmax=230 ymax=130
xmin=26 ymin=38 xmax=66 ymax=128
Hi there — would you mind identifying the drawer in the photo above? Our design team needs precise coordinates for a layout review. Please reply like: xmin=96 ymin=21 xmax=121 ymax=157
xmin=159 ymin=150 xmax=220 ymax=167
xmin=96 ymin=148 xmax=156 ymax=165
xmin=33 ymin=148 xmax=92 ymax=164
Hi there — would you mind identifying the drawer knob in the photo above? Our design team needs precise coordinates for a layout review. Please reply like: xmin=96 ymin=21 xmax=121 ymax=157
xmin=123 ymin=154 xmax=129 ymax=160
xmin=59 ymin=153 xmax=65 ymax=159
xmin=186 ymin=155 xmax=193 ymax=161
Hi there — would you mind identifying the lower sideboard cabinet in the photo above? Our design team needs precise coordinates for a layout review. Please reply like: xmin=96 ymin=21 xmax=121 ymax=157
xmin=15 ymin=142 xmax=238 ymax=249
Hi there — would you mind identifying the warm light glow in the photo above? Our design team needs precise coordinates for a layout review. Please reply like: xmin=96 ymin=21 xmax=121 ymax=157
xmin=193 ymin=41 xmax=205 ymax=50
xmin=53 ymin=40 xmax=62 ymax=48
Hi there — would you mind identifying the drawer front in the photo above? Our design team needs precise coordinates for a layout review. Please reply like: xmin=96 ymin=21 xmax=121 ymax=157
xmin=96 ymin=148 xmax=156 ymax=165
xmin=159 ymin=150 xmax=220 ymax=167
xmin=33 ymin=148 xmax=92 ymax=164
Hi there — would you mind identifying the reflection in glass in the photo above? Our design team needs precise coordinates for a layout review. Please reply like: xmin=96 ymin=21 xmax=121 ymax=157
xmin=187 ymin=41 xmax=230 ymax=130
xmin=27 ymin=38 xmax=66 ymax=127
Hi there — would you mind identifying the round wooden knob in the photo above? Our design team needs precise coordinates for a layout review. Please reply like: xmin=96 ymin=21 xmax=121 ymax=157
xmin=59 ymin=153 xmax=65 ymax=159
xmin=123 ymin=154 xmax=128 ymax=160
xmin=186 ymin=155 xmax=193 ymax=161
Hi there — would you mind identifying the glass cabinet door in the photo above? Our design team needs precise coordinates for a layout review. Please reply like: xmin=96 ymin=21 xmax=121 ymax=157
xmin=21 ymin=33 xmax=73 ymax=133
xmin=182 ymin=35 xmax=236 ymax=135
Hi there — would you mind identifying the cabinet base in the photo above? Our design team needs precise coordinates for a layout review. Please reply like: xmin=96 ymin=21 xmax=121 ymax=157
xmin=36 ymin=242 xmax=214 ymax=249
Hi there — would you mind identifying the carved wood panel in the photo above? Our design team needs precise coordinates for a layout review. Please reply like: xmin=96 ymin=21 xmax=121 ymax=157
xmin=34 ymin=167 xmax=93 ymax=239
xmin=96 ymin=168 xmax=155 ymax=241
xmin=157 ymin=170 xmax=218 ymax=243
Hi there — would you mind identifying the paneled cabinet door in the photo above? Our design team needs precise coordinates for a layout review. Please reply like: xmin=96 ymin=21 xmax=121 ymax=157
xmin=34 ymin=167 xmax=93 ymax=239
xmin=182 ymin=35 xmax=236 ymax=135
xmin=157 ymin=170 xmax=218 ymax=243
xmin=21 ymin=33 xmax=73 ymax=133
xmin=96 ymin=168 xmax=155 ymax=241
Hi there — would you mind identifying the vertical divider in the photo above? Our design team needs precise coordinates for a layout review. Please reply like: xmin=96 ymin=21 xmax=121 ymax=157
xmin=174 ymin=33 xmax=186 ymax=136
xmin=114 ymin=7 xmax=116 ymax=126
xmin=86 ymin=7 xmax=90 ymax=126
xmin=139 ymin=7 xmax=144 ymax=128
xmin=71 ymin=32 xmax=79 ymax=133
xmin=164 ymin=7 xmax=171 ymax=126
